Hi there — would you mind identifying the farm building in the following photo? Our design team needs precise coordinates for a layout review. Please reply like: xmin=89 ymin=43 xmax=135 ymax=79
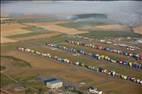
xmin=44 ymin=78 xmax=63 ymax=89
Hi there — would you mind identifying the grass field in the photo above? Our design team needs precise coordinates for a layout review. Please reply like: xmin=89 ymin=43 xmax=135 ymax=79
xmin=1 ymin=17 xmax=60 ymax=43
xmin=22 ymin=25 xmax=48 ymax=32
xmin=1 ymin=56 xmax=32 ymax=68
xmin=58 ymin=20 xmax=107 ymax=30
xmin=4 ymin=46 xmax=141 ymax=94
xmin=45 ymin=43 xmax=142 ymax=79
xmin=1 ymin=41 xmax=142 ymax=94
xmin=0 ymin=74 xmax=16 ymax=86
xmin=7 ymin=31 xmax=49 ymax=39
xmin=27 ymin=22 xmax=88 ymax=34
xmin=1 ymin=17 xmax=142 ymax=94
xmin=79 ymin=30 xmax=142 ymax=39
xmin=15 ymin=17 xmax=57 ymax=23
xmin=2 ymin=23 xmax=61 ymax=43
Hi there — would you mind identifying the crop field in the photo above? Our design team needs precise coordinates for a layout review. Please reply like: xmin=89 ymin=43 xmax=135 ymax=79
xmin=27 ymin=22 xmax=88 ymax=35
xmin=15 ymin=17 xmax=57 ymax=23
xmin=1 ymin=23 xmax=31 ymax=43
xmin=79 ymin=30 xmax=142 ymax=39
xmin=1 ymin=21 xmax=62 ymax=43
xmin=1 ymin=16 xmax=142 ymax=94
xmin=58 ymin=21 xmax=131 ymax=31
xmin=58 ymin=20 xmax=107 ymax=30
xmin=58 ymin=21 xmax=142 ymax=38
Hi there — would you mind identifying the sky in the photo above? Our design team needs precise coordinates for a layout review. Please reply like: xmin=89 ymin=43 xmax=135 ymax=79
xmin=1 ymin=1 xmax=142 ymax=26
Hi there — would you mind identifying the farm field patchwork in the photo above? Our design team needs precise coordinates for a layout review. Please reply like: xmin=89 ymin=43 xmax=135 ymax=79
xmin=27 ymin=22 xmax=88 ymax=35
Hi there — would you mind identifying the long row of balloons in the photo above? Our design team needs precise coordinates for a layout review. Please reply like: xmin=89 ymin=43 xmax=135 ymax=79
xmin=65 ymin=40 xmax=142 ymax=61
xmin=17 ymin=47 xmax=142 ymax=85
xmin=47 ymin=43 xmax=142 ymax=70
xmin=72 ymin=35 xmax=141 ymax=51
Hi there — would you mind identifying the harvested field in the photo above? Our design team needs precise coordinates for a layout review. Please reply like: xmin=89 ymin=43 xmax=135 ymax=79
xmin=1 ymin=23 xmax=30 ymax=36
xmin=1 ymin=22 xmax=62 ymax=43
xmin=1 ymin=37 xmax=17 ymax=44
xmin=133 ymin=25 xmax=142 ymax=35
xmin=1 ymin=23 xmax=31 ymax=43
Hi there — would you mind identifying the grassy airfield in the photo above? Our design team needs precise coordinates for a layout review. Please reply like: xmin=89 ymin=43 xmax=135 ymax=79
xmin=1 ymin=17 xmax=142 ymax=94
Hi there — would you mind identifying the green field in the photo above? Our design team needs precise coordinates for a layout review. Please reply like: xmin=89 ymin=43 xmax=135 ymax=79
xmin=22 ymin=25 xmax=48 ymax=32
xmin=0 ymin=74 xmax=16 ymax=86
xmin=2 ymin=17 xmax=58 ymax=25
xmin=59 ymin=43 xmax=142 ymax=79
xmin=58 ymin=21 xmax=107 ymax=30
xmin=79 ymin=31 xmax=142 ymax=39
xmin=7 ymin=25 xmax=50 ymax=38
xmin=7 ymin=31 xmax=49 ymax=39
xmin=16 ymin=18 xmax=57 ymax=23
